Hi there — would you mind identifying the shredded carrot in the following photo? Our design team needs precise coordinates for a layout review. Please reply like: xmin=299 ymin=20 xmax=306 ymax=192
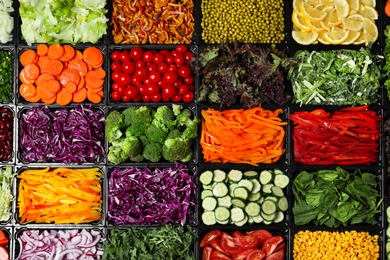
xmin=19 ymin=44 xmax=106 ymax=105
xmin=17 ymin=167 xmax=103 ymax=224
xmin=200 ymin=107 xmax=287 ymax=166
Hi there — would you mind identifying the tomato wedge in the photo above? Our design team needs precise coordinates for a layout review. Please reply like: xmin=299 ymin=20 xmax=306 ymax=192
xmin=247 ymin=229 xmax=273 ymax=247
xmin=210 ymin=238 xmax=226 ymax=253
xmin=202 ymin=246 xmax=213 ymax=260
xmin=201 ymin=230 xmax=222 ymax=247
xmin=265 ymin=250 xmax=284 ymax=260
xmin=221 ymin=236 xmax=242 ymax=255
xmin=211 ymin=250 xmax=232 ymax=260
xmin=0 ymin=230 xmax=8 ymax=247
xmin=262 ymin=236 xmax=284 ymax=256
xmin=233 ymin=235 xmax=258 ymax=250
xmin=245 ymin=249 xmax=266 ymax=260
xmin=232 ymin=249 xmax=255 ymax=260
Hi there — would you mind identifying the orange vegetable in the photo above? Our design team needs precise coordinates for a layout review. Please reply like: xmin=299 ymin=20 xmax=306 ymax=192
xmin=17 ymin=167 xmax=103 ymax=224
xmin=18 ymin=44 xmax=106 ymax=105
xmin=200 ymin=107 xmax=287 ymax=166
xmin=386 ymin=1 xmax=390 ymax=17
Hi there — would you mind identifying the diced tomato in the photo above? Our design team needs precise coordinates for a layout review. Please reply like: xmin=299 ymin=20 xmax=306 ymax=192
xmin=0 ymin=230 xmax=8 ymax=247
xmin=233 ymin=235 xmax=258 ymax=250
xmin=211 ymin=250 xmax=233 ymax=260
xmin=247 ymin=230 xmax=273 ymax=247
xmin=203 ymin=246 xmax=214 ymax=260
xmin=200 ymin=230 xmax=222 ymax=247
xmin=210 ymin=239 xmax=226 ymax=254
xmin=221 ymin=236 xmax=243 ymax=255
xmin=265 ymin=250 xmax=284 ymax=260
xmin=232 ymin=249 xmax=255 ymax=260
xmin=262 ymin=236 xmax=284 ymax=256
xmin=245 ymin=249 xmax=266 ymax=260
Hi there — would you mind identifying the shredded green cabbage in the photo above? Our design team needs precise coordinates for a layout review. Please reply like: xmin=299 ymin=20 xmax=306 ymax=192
xmin=19 ymin=0 xmax=108 ymax=45
xmin=0 ymin=0 xmax=14 ymax=43
xmin=0 ymin=166 xmax=12 ymax=222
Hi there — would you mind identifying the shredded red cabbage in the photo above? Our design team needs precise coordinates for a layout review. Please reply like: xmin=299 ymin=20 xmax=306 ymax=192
xmin=108 ymin=162 xmax=197 ymax=225
xmin=19 ymin=105 xmax=105 ymax=164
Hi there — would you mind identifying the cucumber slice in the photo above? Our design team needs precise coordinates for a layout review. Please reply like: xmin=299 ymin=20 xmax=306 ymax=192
xmin=262 ymin=183 xmax=274 ymax=194
xmin=212 ymin=182 xmax=228 ymax=198
xmin=273 ymin=211 xmax=284 ymax=223
xmin=199 ymin=170 xmax=213 ymax=185
xmin=261 ymin=200 xmax=277 ymax=215
xmin=250 ymin=179 xmax=261 ymax=194
xmin=271 ymin=186 xmax=284 ymax=197
xmin=245 ymin=202 xmax=261 ymax=217
xmin=259 ymin=170 xmax=273 ymax=185
xmin=202 ymin=211 xmax=216 ymax=225
xmin=201 ymin=190 xmax=214 ymax=200
xmin=229 ymin=183 xmax=239 ymax=197
xmin=248 ymin=192 xmax=261 ymax=202
xmin=231 ymin=198 xmax=246 ymax=208
xmin=228 ymin=170 xmax=243 ymax=182
xmin=230 ymin=207 xmax=245 ymax=222
xmin=261 ymin=211 xmax=276 ymax=221
xmin=202 ymin=197 xmax=217 ymax=211
xmin=235 ymin=215 xmax=248 ymax=227
xmin=244 ymin=170 xmax=259 ymax=179
xmin=273 ymin=169 xmax=284 ymax=175
xmin=252 ymin=214 xmax=263 ymax=224
xmin=213 ymin=169 xmax=227 ymax=182
xmin=218 ymin=195 xmax=232 ymax=208
xmin=274 ymin=174 xmax=290 ymax=189
xmin=238 ymin=179 xmax=254 ymax=192
xmin=277 ymin=196 xmax=288 ymax=212
xmin=214 ymin=206 xmax=230 ymax=222
xmin=233 ymin=186 xmax=249 ymax=200
xmin=203 ymin=184 xmax=212 ymax=190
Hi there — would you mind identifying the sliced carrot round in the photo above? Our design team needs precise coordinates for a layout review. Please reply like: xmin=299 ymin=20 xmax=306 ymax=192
xmin=83 ymin=47 xmax=103 ymax=68
xmin=19 ymin=69 xmax=35 ymax=84
xmin=68 ymin=59 xmax=88 ymax=77
xmin=37 ymin=44 xmax=49 ymax=57
xmin=37 ymin=83 xmax=56 ymax=100
xmin=36 ymin=73 xmax=55 ymax=86
xmin=37 ymin=57 xmax=52 ymax=74
xmin=47 ymin=44 xmax=64 ymax=60
xmin=24 ymin=63 xmax=40 ymax=80
xmin=64 ymin=81 xmax=77 ymax=93
xmin=42 ymin=95 xmax=56 ymax=105
xmin=20 ymin=49 xmax=38 ymax=66
xmin=48 ymin=59 xmax=64 ymax=75
xmin=27 ymin=93 xmax=41 ymax=102
xmin=19 ymin=83 xmax=37 ymax=99
xmin=87 ymin=88 xmax=102 ymax=104
xmin=59 ymin=45 xmax=76 ymax=62
xmin=56 ymin=88 xmax=73 ymax=106
xmin=59 ymin=68 xmax=81 ymax=85
xmin=45 ymin=79 xmax=61 ymax=93
xmin=72 ymin=87 xmax=87 ymax=103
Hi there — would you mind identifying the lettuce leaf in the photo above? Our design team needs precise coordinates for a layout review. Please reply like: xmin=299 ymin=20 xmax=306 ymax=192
xmin=0 ymin=166 xmax=13 ymax=222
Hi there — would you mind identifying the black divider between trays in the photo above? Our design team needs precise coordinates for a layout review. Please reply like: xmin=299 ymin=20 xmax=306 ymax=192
xmin=0 ymin=0 xmax=389 ymax=259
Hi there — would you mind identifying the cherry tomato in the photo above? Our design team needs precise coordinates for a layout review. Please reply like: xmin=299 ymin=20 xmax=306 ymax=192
xmin=183 ymin=92 xmax=194 ymax=102
xmin=171 ymin=93 xmax=182 ymax=103
xmin=163 ymin=71 xmax=179 ymax=85
xmin=111 ymin=60 xmax=122 ymax=71
xmin=147 ymin=63 xmax=158 ymax=72
xmin=162 ymin=85 xmax=177 ymax=100
xmin=184 ymin=76 xmax=194 ymax=85
xmin=120 ymin=51 xmax=130 ymax=62
xmin=168 ymin=64 xmax=177 ymax=72
xmin=111 ymin=71 xmax=122 ymax=82
xmin=184 ymin=51 xmax=195 ymax=64
xmin=146 ymin=83 xmax=160 ymax=95
xmin=125 ymin=85 xmax=139 ymax=100
xmin=171 ymin=50 xmax=178 ymax=57
xmin=151 ymin=93 xmax=162 ymax=102
xmin=136 ymin=60 xmax=146 ymax=68
xmin=143 ymin=78 xmax=151 ymax=85
xmin=179 ymin=84 xmax=189 ymax=95
xmin=138 ymin=84 xmax=147 ymax=95
xmin=134 ymin=68 xmax=148 ymax=80
xmin=157 ymin=63 xmax=168 ymax=74
xmin=245 ymin=249 xmax=267 ymax=260
xmin=148 ymin=71 xmax=161 ymax=84
xmin=202 ymin=246 xmax=213 ymax=260
xmin=121 ymin=93 xmax=131 ymax=102
xmin=130 ymin=46 xmax=144 ymax=61
xmin=176 ymin=44 xmax=188 ymax=53
xmin=177 ymin=65 xmax=192 ymax=78
xmin=132 ymin=75 xmax=143 ymax=85
xmin=173 ymin=79 xmax=183 ymax=88
xmin=133 ymin=94 xmax=143 ymax=102
xmin=122 ymin=61 xmax=136 ymax=74
xmin=110 ymin=50 xmax=121 ymax=61
xmin=165 ymin=55 xmax=174 ymax=64
xmin=118 ymin=73 xmax=131 ymax=86
xmin=174 ymin=53 xmax=185 ymax=66
xmin=111 ymin=82 xmax=122 ymax=92
xmin=113 ymin=84 xmax=125 ymax=95
xmin=153 ymin=53 xmax=165 ymax=64
xmin=188 ymin=84 xmax=195 ymax=91
xmin=111 ymin=91 xmax=121 ymax=101
xmin=143 ymin=51 xmax=154 ymax=62
xmin=159 ymin=49 xmax=171 ymax=56
xmin=162 ymin=94 xmax=171 ymax=102
xmin=143 ymin=94 xmax=152 ymax=102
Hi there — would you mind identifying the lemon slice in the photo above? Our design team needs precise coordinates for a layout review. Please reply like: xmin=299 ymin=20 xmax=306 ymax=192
xmin=353 ymin=31 xmax=366 ymax=45
xmin=300 ymin=2 xmax=327 ymax=21
xmin=306 ymin=20 xmax=327 ymax=32
xmin=322 ymin=27 xmax=350 ymax=44
xmin=318 ymin=33 xmax=331 ymax=44
xmin=362 ymin=17 xmax=378 ymax=44
xmin=293 ymin=0 xmax=305 ymax=15
xmin=292 ymin=11 xmax=311 ymax=31
xmin=341 ymin=14 xmax=364 ymax=31
xmin=292 ymin=30 xmax=319 ymax=45
xmin=360 ymin=0 xmax=376 ymax=8
xmin=359 ymin=6 xmax=378 ymax=20
xmin=342 ymin=30 xmax=361 ymax=44
xmin=334 ymin=0 xmax=350 ymax=18
xmin=347 ymin=0 xmax=360 ymax=12
xmin=324 ymin=8 xmax=342 ymax=27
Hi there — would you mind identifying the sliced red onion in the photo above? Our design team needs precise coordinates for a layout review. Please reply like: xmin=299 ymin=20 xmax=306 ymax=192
xmin=17 ymin=229 xmax=103 ymax=260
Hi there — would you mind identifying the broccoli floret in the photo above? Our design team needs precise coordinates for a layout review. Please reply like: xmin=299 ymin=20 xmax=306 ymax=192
xmin=105 ymin=110 xmax=125 ymax=142
xmin=145 ymin=120 xmax=169 ymax=143
xmin=143 ymin=142 xmax=163 ymax=162
xmin=172 ymin=104 xmax=183 ymax=116
xmin=167 ymin=129 xmax=182 ymax=139
xmin=107 ymin=136 xmax=142 ymax=164
xmin=162 ymin=137 xmax=193 ymax=162
xmin=130 ymin=154 xmax=145 ymax=163
xmin=176 ymin=108 xmax=192 ymax=126
xmin=183 ymin=117 xmax=201 ymax=139
xmin=122 ymin=106 xmax=153 ymax=137
xmin=153 ymin=105 xmax=176 ymax=130
xmin=139 ymin=135 xmax=149 ymax=147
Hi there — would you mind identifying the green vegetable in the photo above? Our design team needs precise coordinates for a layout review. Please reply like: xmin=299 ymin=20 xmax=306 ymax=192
xmin=288 ymin=48 xmax=381 ymax=106
xmin=106 ymin=105 xmax=200 ymax=164
xmin=383 ymin=25 xmax=390 ymax=99
xmin=0 ymin=50 xmax=13 ymax=103
xmin=0 ymin=166 xmax=12 ymax=221
xmin=19 ymin=0 xmax=108 ymax=45
xmin=292 ymin=167 xmax=382 ymax=228
xmin=103 ymin=225 xmax=197 ymax=260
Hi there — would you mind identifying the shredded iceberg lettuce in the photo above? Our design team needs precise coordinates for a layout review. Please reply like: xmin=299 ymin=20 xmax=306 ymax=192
xmin=0 ymin=0 xmax=14 ymax=43
xmin=19 ymin=0 xmax=108 ymax=45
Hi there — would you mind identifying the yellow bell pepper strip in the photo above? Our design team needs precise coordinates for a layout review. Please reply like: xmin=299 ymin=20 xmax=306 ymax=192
xmin=17 ymin=167 xmax=102 ymax=224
